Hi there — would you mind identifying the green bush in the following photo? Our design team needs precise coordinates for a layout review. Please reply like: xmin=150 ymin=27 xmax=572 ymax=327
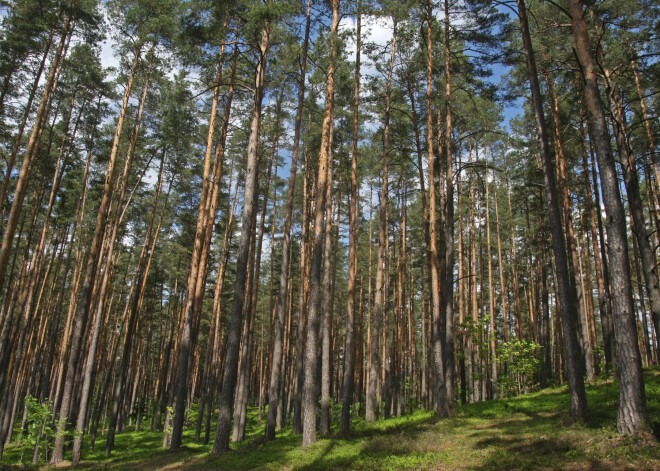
xmin=496 ymin=339 xmax=542 ymax=397
xmin=20 ymin=395 xmax=55 ymax=463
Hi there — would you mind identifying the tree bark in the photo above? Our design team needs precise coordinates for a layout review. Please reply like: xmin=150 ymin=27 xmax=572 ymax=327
xmin=73 ymin=45 xmax=156 ymax=462
xmin=301 ymin=0 xmax=339 ymax=447
xmin=50 ymin=39 xmax=144 ymax=465
xmin=485 ymin=148 xmax=498 ymax=400
xmin=608 ymin=85 xmax=660 ymax=369
xmin=0 ymin=1 xmax=74 ymax=299
xmin=517 ymin=0 xmax=587 ymax=417
xmin=441 ymin=0 xmax=455 ymax=414
xmin=266 ymin=0 xmax=311 ymax=440
xmin=341 ymin=3 xmax=361 ymax=434
xmin=566 ymin=0 xmax=646 ymax=432
xmin=105 ymin=152 xmax=168 ymax=456
xmin=545 ymin=73 xmax=594 ymax=380
xmin=320 ymin=126 xmax=335 ymax=433
xmin=212 ymin=22 xmax=270 ymax=454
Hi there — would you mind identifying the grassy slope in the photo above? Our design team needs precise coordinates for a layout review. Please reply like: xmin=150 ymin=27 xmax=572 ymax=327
xmin=3 ymin=368 xmax=659 ymax=470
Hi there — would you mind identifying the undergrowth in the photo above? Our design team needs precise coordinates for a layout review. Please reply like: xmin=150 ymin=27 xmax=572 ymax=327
xmin=2 ymin=367 xmax=659 ymax=470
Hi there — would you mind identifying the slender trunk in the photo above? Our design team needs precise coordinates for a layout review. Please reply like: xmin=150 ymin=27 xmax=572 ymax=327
xmin=0 ymin=3 xmax=74 ymax=299
xmin=212 ymin=23 xmax=270 ymax=454
xmin=424 ymin=0 xmax=445 ymax=418
xmin=233 ymin=96 xmax=281 ymax=442
xmin=608 ymin=86 xmax=660 ymax=366
xmin=507 ymin=183 xmax=522 ymax=339
xmin=302 ymin=0 xmax=339 ymax=447
xmin=265 ymin=0 xmax=311 ymax=439
xmin=545 ymin=73 xmax=593 ymax=380
xmin=368 ymin=16 xmax=396 ymax=422
xmin=105 ymin=155 xmax=168 ymax=455
xmin=485 ymin=148 xmax=498 ymax=399
xmin=468 ymin=147 xmax=479 ymax=402
xmin=74 ymin=46 xmax=156 ymax=462
xmin=170 ymin=37 xmax=230 ymax=449
xmin=341 ymin=3 xmax=360 ymax=434
xmin=494 ymin=177 xmax=508 ymax=344
xmin=292 ymin=142 xmax=312 ymax=435
xmin=320 ymin=130 xmax=335 ymax=433
xmin=0 ymin=27 xmax=54 ymax=221
xmin=50 ymin=40 xmax=143 ymax=465
xmin=441 ymin=0 xmax=455 ymax=413
xmin=567 ymin=0 xmax=646 ymax=432
xmin=517 ymin=0 xmax=586 ymax=416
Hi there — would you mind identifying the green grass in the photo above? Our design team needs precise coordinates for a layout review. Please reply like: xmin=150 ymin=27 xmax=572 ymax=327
xmin=3 ymin=367 xmax=659 ymax=470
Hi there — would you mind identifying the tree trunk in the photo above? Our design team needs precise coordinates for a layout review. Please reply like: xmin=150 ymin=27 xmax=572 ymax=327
xmin=424 ymin=0 xmax=445 ymax=418
xmin=0 ymin=2 xmax=74 ymax=299
xmin=292 ymin=139 xmax=313 ymax=435
xmin=0 ymin=27 xmax=54 ymax=223
xmin=320 ymin=127 xmax=335 ymax=433
xmin=608 ymin=86 xmax=660 ymax=368
xmin=516 ymin=0 xmax=587 ymax=417
xmin=485 ymin=148 xmax=498 ymax=400
xmin=341 ymin=2 xmax=361 ymax=434
xmin=73 ymin=45 xmax=156 ymax=462
xmin=266 ymin=0 xmax=311 ymax=440
xmin=441 ymin=0 xmax=456 ymax=414
xmin=566 ymin=0 xmax=646 ymax=432
xmin=170 ymin=35 xmax=231 ymax=449
xmin=302 ymin=0 xmax=339 ymax=447
xmin=233 ymin=94 xmax=281 ymax=442
xmin=105 ymin=153 xmax=168 ymax=455
xmin=212 ymin=22 xmax=270 ymax=454
xmin=50 ymin=40 xmax=144 ymax=465
xmin=545 ymin=73 xmax=594 ymax=381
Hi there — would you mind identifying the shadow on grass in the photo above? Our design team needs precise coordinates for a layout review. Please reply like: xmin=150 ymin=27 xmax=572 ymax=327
xmin=291 ymin=414 xmax=438 ymax=471
xmin=470 ymin=435 xmax=611 ymax=470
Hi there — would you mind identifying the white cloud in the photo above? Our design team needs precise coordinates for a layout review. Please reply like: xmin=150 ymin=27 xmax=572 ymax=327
xmin=100 ymin=37 xmax=119 ymax=71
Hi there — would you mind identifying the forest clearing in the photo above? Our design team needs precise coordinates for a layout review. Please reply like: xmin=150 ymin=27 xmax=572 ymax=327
xmin=0 ymin=0 xmax=658 ymax=468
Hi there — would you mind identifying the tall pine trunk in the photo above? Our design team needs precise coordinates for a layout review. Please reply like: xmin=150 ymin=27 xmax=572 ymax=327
xmin=266 ymin=0 xmax=311 ymax=440
xmin=516 ymin=0 xmax=587 ymax=417
xmin=341 ymin=3 xmax=361 ymax=434
xmin=213 ymin=22 xmax=270 ymax=454
xmin=301 ymin=0 xmax=339 ymax=447
xmin=50 ymin=40 xmax=144 ymax=465
xmin=567 ymin=0 xmax=646 ymax=432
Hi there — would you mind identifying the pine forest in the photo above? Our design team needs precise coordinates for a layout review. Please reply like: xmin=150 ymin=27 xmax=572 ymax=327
xmin=0 ymin=0 xmax=659 ymax=469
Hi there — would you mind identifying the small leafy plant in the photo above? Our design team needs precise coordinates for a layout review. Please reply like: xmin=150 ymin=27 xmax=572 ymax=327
xmin=21 ymin=395 xmax=54 ymax=464
xmin=497 ymin=339 xmax=542 ymax=397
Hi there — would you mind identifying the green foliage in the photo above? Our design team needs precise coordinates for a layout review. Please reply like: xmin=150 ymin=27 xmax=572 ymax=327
xmin=497 ymin=339 xmax=542 ymax=397
xmin=19 ymin=395 xmax=54 ymax=463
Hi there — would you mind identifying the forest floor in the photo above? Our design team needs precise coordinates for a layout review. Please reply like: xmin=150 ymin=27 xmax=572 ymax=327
xmin=2 ymin=368 xmax=660 ymax=470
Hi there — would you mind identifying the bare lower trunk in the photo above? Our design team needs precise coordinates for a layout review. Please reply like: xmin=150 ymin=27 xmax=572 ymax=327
xmin=302 ymin=1 xmax=339 ymax=447
xmin=517 ymin=0 xmax=586 ymax=417
xmin=50 ymin=40 xmax=143 ymax=465
xmin=266 ymin=0 xmax=311 ymax=441
xmin=567 ymin=0 xmax=646 ymax=432
xmin=485 ymin=148 xmax=498 ymax=400
xmin=341 ymin=5 xmax=361 ymax=434
xmin=213 ymin=23 xmax=269 ymax=454
xmin=320 ymin=133 xmax=335 ymax=434
xmin=609 ymin=87 xmax=660 ymax=373
xmin=441 ymin=0 xmax=455 ymax=414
